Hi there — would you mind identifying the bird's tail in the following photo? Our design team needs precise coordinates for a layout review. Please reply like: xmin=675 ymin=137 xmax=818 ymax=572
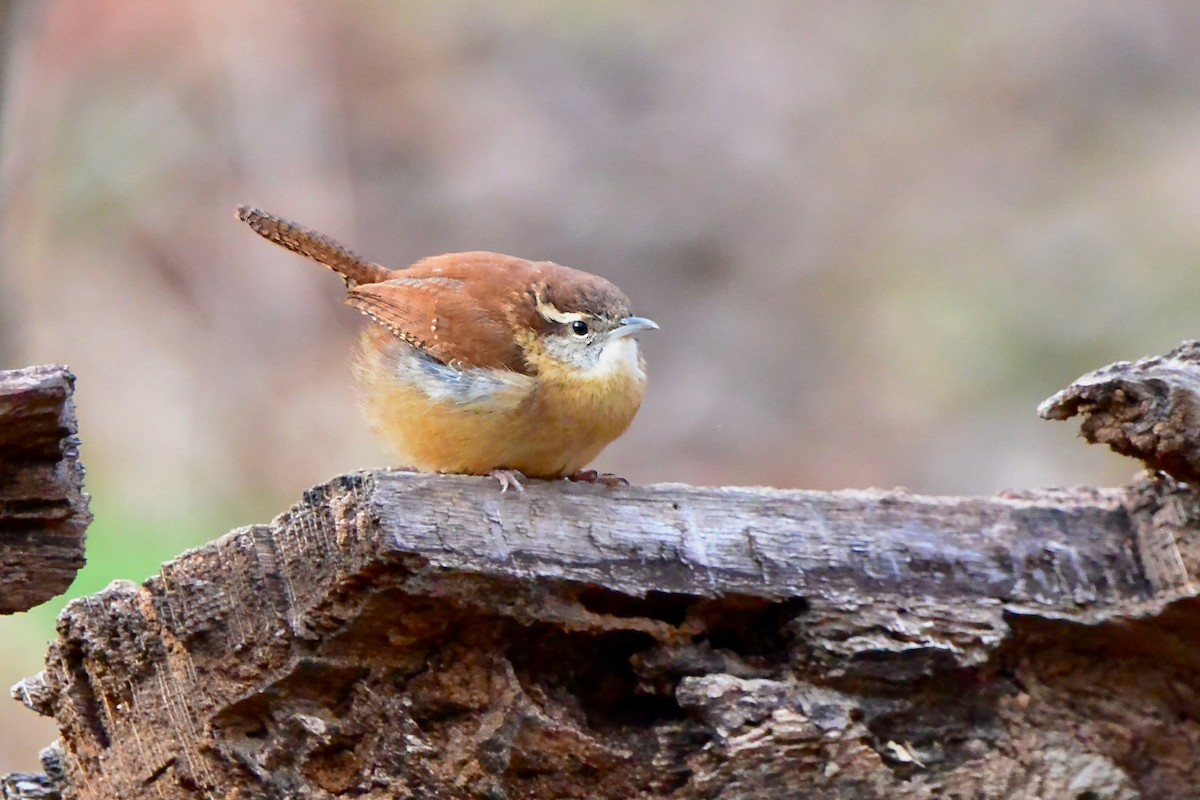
xmin=236 ymin=205 xmax=393 ymax=288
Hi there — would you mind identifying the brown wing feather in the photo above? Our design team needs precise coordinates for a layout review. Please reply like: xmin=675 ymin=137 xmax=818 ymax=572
xmin=346 ymin=252 xmax=542 ymax=373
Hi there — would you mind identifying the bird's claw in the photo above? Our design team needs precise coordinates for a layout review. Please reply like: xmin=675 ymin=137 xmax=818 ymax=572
xmin=490 ymin=469 xmax=527 ymax=493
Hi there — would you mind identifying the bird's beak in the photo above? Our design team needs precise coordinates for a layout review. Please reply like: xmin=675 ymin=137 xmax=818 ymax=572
xmin=610 ymin=316 xmax=660 ymax=340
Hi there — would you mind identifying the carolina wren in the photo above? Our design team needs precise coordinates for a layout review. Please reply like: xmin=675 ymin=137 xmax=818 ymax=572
xmin=237 ymin=206 xmax=658 ymax=487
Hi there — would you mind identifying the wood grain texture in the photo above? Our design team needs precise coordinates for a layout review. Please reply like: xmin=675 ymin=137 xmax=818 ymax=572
xmin=0 ymin=365 xmax=89 ymax=613
xmin=11 ymin=469 xmax=1200 ymax=799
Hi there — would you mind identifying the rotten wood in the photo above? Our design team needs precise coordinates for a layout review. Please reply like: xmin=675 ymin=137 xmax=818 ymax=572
xmin=0 ymin=365 xmax=89 ymax=613
xmin=9 ymin=469 xmax=1200 ymax=799
xmin=1039 ymin=339 xmax=1200 ymax=483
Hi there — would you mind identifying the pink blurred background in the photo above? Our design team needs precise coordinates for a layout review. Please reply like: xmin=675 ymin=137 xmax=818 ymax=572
xmin=3 ymin=0 xmax=1198 ymax=771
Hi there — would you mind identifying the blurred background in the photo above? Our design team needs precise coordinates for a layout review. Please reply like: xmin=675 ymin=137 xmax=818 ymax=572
xmin=2 ymin=0 xmax=1198 ymax=771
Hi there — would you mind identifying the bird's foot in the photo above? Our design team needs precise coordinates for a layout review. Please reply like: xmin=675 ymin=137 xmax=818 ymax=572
xmin=566 ymin=470 xmax=629 ymax=487
xmin=490 ymin=469 xmax=527 ymax=493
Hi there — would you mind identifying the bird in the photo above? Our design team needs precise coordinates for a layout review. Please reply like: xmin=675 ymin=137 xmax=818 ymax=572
xmin=236 ymin=205 xmax=658 ymax=491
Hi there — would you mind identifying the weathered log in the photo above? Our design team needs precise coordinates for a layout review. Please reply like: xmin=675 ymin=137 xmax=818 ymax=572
xmin=9 ymin=468 xmax=1200 ymax=799
xmin=0 ymin=365 xmax=89 ymax=613
xmin=1039 ymin=340 xmax=1200 ymax=483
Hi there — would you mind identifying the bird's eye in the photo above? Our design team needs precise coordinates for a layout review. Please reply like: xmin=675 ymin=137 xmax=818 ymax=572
xmin=570 ymin=320 xmax=590 ymax=336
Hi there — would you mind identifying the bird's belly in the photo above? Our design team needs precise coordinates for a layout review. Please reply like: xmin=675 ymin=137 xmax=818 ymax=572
xmin=354 ymin=340 xmax=643 ymax=478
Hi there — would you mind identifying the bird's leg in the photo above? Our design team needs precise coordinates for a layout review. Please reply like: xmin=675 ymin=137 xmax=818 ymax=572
xmin=489 ymin=469 xmax=527 ymax=493
xmin=566 ymin=470 xmax=629 ymax=487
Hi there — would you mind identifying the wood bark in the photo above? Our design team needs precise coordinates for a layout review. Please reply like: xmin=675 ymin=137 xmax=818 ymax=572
xmin=9 ymin=344 xmax=1200 ymax=798
xmin=1040 ymin=339 xmax=1200 ymax=483
xmin=0 ymin=365 xmax=89 ymax=613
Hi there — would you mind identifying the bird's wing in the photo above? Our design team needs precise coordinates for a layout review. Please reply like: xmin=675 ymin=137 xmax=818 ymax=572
xmin=345 ymin=252 xmax=539 ymax=374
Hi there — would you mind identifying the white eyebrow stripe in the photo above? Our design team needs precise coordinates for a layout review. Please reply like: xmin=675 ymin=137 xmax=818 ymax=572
xmin=534 ymin=293 xmax=587 ymax=324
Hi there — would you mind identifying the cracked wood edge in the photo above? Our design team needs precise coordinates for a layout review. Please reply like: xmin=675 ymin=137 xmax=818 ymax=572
xmin=0 ymin=365 xmax=90 ymax=613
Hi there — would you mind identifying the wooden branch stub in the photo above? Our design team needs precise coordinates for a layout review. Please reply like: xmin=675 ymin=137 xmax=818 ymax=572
xmin=12 ymin=471 xmax=1200 ymax=799
xmin=0 ymin=773 xmax=58 ymax=800
xmin=1039 ymin=340 xmax=1200 ymax=482
xmin=0 ymin=365 xmax=89 ymax=613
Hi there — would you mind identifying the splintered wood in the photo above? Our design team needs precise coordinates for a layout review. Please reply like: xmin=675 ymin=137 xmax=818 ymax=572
xmin=10 ymin=469 xmax=1200 ymax=799
xmin=0 ymin=365 xmax=89 ymax=614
